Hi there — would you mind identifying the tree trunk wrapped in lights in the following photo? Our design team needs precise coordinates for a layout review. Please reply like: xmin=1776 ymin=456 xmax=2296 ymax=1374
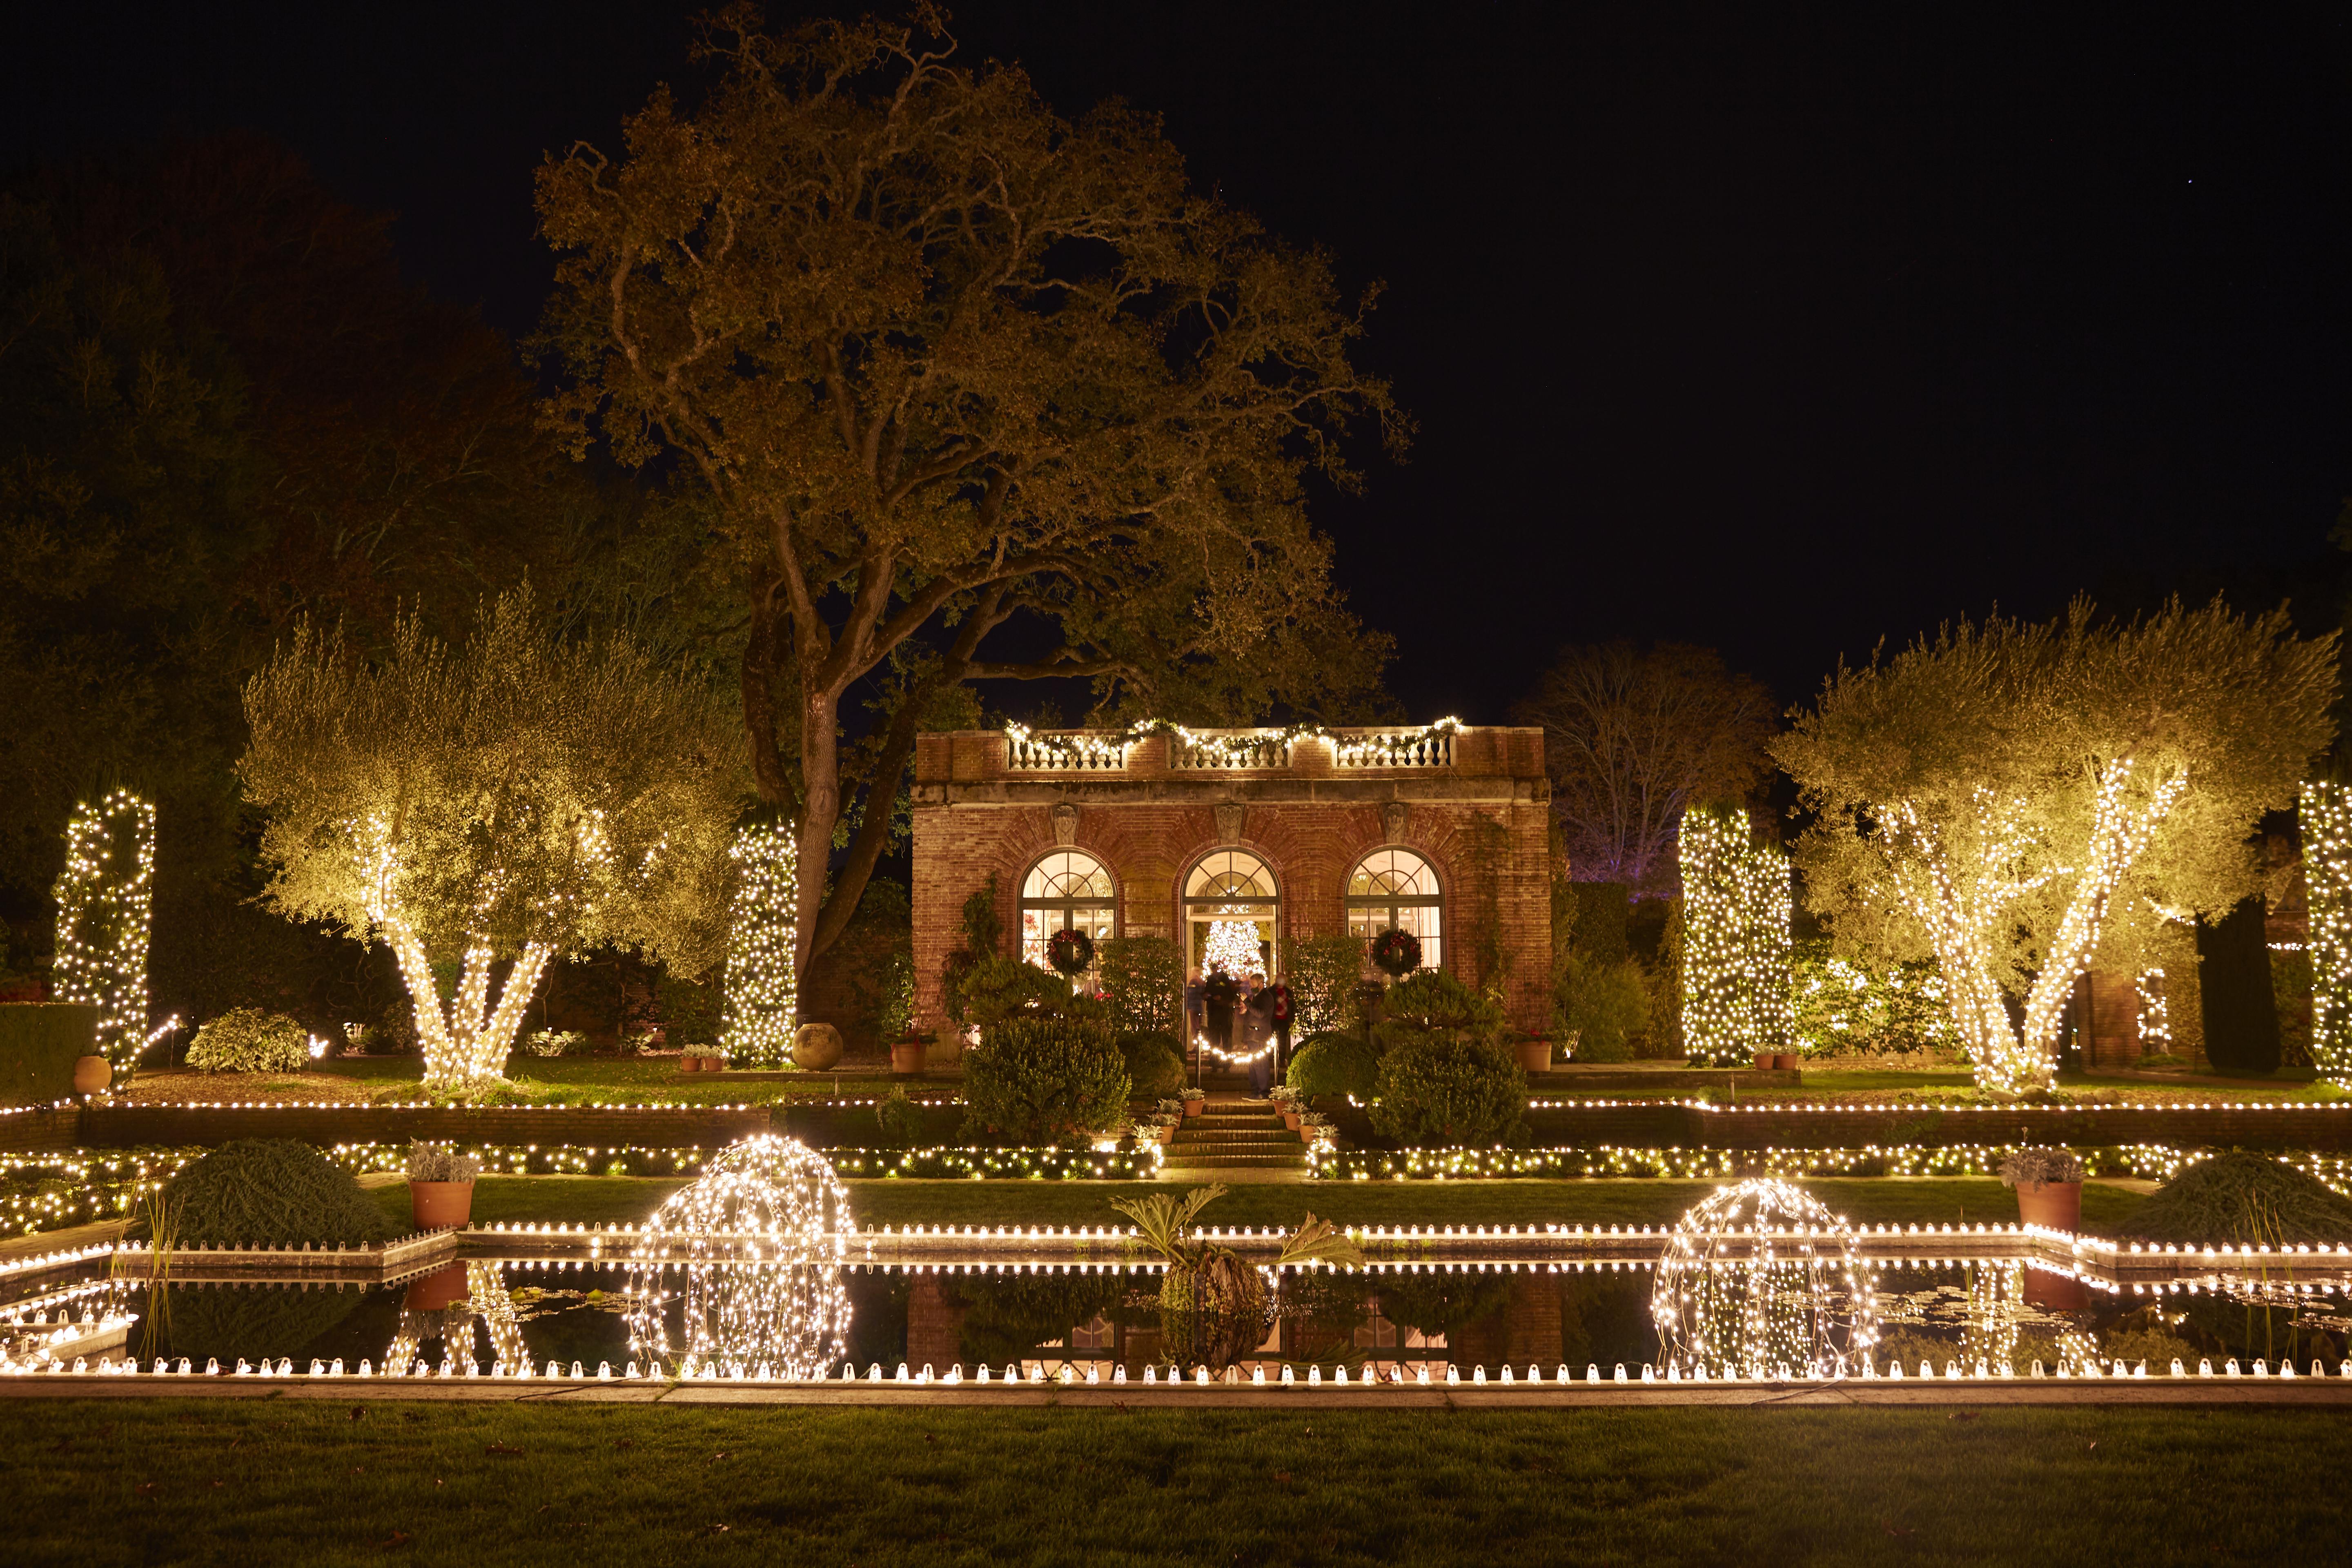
xmin=2300 ymin=781 xmax=2352 ymax=1085
xmin=1776 ymin=599 xmax=2334 ymax=1095
xmin=52 ymin=790 xmax=154 ymax=1071
xmin=721 ymin=823 xmax=800 ymax=1067
xmin=239 ymin=587 xmax=745 ymax=1094
xmin=1677 ymin=806 xmax=1793 ymax=1066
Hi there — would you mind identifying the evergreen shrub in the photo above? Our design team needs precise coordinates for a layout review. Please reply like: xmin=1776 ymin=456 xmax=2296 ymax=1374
xmin=2120 ymin=1150 xmax=2352 ymax=1245
xmin=1285 ymin=1032 xmax=1377 ymax=1101
xmin=1556 ymin=950 xmax=1649 ymax=1062
xmin=160 ymin=1139 xmax=392 ymax=1248
xmin=1115 ymin=1031 xmax=1187 ymax=1101
xmin=1370 ymin=1033 xmax=1525 ymax=1147
xmin=0 ymin=1003 xmax=100 ymax=1102
xmin=1100 ymin=937 xmax=1185 ymax=1035
xmin=964 ymin=1015 xmax=1129 ymax=1146
xmin=185 ymin=1008 xmax=310 ymax=1074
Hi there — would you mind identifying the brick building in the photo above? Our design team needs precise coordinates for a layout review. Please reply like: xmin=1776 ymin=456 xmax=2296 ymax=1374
xmin=909 ymin=724 xmax=1553 ymax=1034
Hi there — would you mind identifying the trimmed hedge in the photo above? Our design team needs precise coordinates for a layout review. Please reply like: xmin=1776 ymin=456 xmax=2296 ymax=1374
xmin=159 ymin=1138 xmax=394 ymax=1248
xmin=0 ymin=1003 xmax=100 ymax=1105
xmin=964 ymin=1015 xmax=1129 ymax=1147
xmin=1116 ymin=1031 xmax=1187 ymax=1101
xmin=1285 ymin=1032 xmax=1376 ymax=1100
xmin=1370 ymin=1032 xmax=1526 ymax=1148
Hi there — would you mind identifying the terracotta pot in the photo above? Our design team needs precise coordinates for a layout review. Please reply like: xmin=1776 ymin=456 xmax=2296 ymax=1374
xmin=410 ymin=1179 xmax=475 ymax=1232
xmin=402 ymin=1262 xmax=470 ymax=1312
xmin=1515 ymin=1039 xmax=1553 ymax=1073
xmin=679 ymin=1054 xmax=703 ymax=1072
xmin=793 ymin=1022 xmax=845 ymax=1071
xmin=702 ymin=1055 xmax=727 ymax=1073
xmin=2014 ymin=1180 xmax=2083 ymax=1233
xmin=72 ymin=1054 xmax=112 ymax=1096
xmin=1283 ymin=1111 xmax=1302 ymax=1131
xmin=1751 ymin=1052 xmax=1771 ymax=1071
xmin=1773 ymin=1054 xmax=1800 ymax=1072
xmin=890 ymin=1041 xmax=926 ymax=1076
xmin=1183 ymin=1098 xmax=1205 ymax=1118
xmin=1158 ymin=1125 xmax=1176 ymax=1145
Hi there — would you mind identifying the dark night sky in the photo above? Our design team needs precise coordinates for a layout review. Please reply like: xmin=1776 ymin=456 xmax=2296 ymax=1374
xmin=8 ymin=2 xmax=2350 ymax=722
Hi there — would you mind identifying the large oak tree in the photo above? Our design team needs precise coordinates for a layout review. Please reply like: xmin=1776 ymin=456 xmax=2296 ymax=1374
xmin=535 ymin=5 xmax=1403 ymax=977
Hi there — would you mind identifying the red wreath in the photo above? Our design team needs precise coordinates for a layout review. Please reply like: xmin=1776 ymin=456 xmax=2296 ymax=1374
xmin=1047 ymin=927 xmax=1096 ymax=976
xmin=1370 ymin=927 xmax=1422 ymax=976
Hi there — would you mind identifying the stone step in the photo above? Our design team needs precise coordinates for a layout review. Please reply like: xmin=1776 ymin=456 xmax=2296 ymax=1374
xmin=1172 ymin=1138 xmax=1300 ymax=1155
xmin=1160 ymin=1153 xmax=1310 ymax=1169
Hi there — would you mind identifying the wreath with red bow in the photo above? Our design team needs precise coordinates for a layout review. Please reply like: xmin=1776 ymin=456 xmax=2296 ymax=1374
xmin=1047 ymin=927 xmax=1096 ymax=976
xmin=1369 ymin=927 xmax=1422 ymax=977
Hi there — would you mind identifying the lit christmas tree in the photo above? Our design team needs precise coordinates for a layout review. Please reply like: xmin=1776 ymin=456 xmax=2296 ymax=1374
xmin=1203 ymin=918 xmax=1266 ymax=983
xmin=722 ymin=824 xmax=799 ymax=1066
xmin=53 ymin=790 xmax=154 ymax=1070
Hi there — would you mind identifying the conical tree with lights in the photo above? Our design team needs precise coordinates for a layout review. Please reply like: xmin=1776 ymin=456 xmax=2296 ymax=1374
xmin=722 ymin=823 xmax=799 ymax=1067
xmin=53 ymin=790 xmax=155 ymax=1072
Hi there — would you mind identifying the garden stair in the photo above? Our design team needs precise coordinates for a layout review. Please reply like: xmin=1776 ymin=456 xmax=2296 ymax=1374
xmin=1163 ymin=1099 xmax=1308 ymax=1172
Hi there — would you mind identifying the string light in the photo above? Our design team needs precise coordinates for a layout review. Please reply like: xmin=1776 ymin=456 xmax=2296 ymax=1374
xmin=52 ymin=791 xmax=154 ymax=1071
xmin=722 ymin=824 xmax=799 ymax=1068
xmin=1678 ymin=808 xmax=1793 ymax=1066
xmin=2303 ymin=782 xmax=2352 ymax=1086
xmin=1203 ymin=919 xmax=1266 ymax=984
xmin=1793 ymin=955 xmax=1956 ymax=1058
xmin=1650 ymin=1180 xmax=1878 ymax=1379
xmin=1002 ymin=717 xmax=1463 ymax=771
xmin=624 ymin=1136 xmax=853 ymax=1381
xmin=2134 ymin=969 xmax=2173 ymax=1056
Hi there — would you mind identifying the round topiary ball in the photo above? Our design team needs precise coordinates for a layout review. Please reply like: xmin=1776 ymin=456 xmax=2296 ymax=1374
xmin=160 ymin=1139 xmax=393 ymax=1249
xmin=793 ymin=1022 xmax=844 ymax=1071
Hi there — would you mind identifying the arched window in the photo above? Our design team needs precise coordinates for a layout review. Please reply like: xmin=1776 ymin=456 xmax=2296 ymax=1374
xmin=1020 ymin=851 xmax=1116 ymax=982
xmin=1183 ymin=848 xmax=1278 ymax=980
xmin=1347 ymin=847 xmax=1442 ymax=970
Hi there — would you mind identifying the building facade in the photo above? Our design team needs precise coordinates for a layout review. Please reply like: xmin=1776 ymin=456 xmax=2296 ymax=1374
xmin=909 ymin=724 xmax=1553 ymax=1034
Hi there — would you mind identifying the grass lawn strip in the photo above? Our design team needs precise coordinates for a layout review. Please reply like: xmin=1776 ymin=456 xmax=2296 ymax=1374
xmin=2 ymin=1399 xmax=2340 ymax=1566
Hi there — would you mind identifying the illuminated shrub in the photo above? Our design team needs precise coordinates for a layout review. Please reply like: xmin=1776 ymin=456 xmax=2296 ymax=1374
xmin=964 ymin=1015 xmax=1129 ymax=1146
xmin=185 ymin=1008 xmax=310 ymax=1074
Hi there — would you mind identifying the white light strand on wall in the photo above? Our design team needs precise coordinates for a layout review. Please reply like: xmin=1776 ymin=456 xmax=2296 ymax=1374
xmin=52 ymin=791 xmax=154 ymax=1069
xmin=722 ymin=824 xmax=799 ymax=1069
xmin=2302 ymin=781 xmax=2352 ymax=1086
xmin=1678 ymin=808 xmax=1793 ymax=1066
xmin=1003 ymin=717 xmax=1463 ymax=769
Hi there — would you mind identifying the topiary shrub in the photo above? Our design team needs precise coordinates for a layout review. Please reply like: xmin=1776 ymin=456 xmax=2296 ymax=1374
xmin=0 ymin=1002 xmax=100 ymax=1103
xmin=1100 ymin=937 xmax=1185 ymax=1035
xmin=875 ymin=1086 xmax=924 ymax=1147
xmin=2119 ymin=1150 xmax=2352 ymax=1246
xmin=1286 ymin=1032 xmax=1377 ymax=1101
xmin=1557 ymin=950 xmax=1650 ymax=1062
xmin=956 ymin=956 xmax=1080 ymax=1029
xmin=964 ymin=1015 xmax=1129 ymax=1146
xmin=185 ymin=1008 xmax=310 ymax=1074
xmin=159 ymin=1139 xmax=394 ymax=1248
xmin=1374 ymin=969 xmax=1503 ymax=1039
xmin=1370 ymin=1032 xmax=1526 ymax=1147
xmin=1115 ymin=1031 xmax=1187 ymax=1102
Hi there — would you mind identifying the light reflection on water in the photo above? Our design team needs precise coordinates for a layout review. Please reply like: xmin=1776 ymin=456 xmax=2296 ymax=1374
xmin=2 ymin=1253 xmax=2340 ymax=1381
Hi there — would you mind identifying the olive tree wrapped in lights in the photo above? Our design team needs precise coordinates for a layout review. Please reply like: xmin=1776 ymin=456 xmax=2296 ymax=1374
xmin=51 ymin=790 xmax=154 ymax=1070
xmin=1650 ymin=1179 xmax=1878 ymax=1379
xmin=624 ymin=1135 xmax=854 ymax=1381
xmin=1776 ymin=599 xmax=2334 ymax=1094
xmin=238 ymin=588 xmax=744 ymax=1093
xmin=1677 ymin=806 xmax=1793 ymax=1066
xmin=722 ymin=824 xmax=798 ymax=1067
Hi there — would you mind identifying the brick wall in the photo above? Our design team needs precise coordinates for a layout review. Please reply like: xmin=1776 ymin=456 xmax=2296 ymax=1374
xmin=909 ymin=727 xmax=1554 ymax=1033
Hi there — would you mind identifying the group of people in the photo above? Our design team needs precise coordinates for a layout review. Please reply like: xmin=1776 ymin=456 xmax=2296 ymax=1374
xmin=1184 ymin=965 xmax=1294 ymax=1097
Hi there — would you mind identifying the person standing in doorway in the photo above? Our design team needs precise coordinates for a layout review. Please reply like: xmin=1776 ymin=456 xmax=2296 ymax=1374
xmin=1261 ymin=978 xmax=1294 ymax=1087
xmin=1204 ymin=967 xmax=1239 ymax=1065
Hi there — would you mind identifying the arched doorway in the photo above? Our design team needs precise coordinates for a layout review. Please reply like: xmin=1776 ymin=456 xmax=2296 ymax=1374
xmin=1183 ymin=848 xmax=1278 ymax=981
xmin=1346 ymin=847 xmax=1443 ymax=970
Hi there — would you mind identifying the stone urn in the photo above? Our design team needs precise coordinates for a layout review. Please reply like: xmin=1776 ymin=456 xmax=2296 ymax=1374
xmin=890 ymin=1037 xmax=926 ymax=1076
xmin=2013 ymin=1180 xmax=2084 ymax=1233
xmin=1515 ymin=1037 xmax=1552 ymax=1074
xmin=410 ymin=1180 xmax=475 ymax=1232
xmin=72 ymin=1054 xmax=112 ymax=1096
xmin=793 ymin=1022 xmax=845 ymax=1072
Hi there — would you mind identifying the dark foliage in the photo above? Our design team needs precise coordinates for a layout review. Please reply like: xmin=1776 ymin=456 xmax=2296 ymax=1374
xmin=2121 ymin=1151 xmax=2352 ymax=1246
xmin=158 ymin=1138 xmax=393 ymax=1248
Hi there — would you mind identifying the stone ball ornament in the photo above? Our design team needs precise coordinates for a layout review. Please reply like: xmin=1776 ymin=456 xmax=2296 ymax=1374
xmin=792 ymin=1022 xmax=844 ymax=1071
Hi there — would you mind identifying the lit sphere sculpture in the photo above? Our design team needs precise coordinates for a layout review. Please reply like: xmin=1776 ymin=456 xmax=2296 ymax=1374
xmin=626 ymin=1136 xmax=855 ymax=1381
xmin=1651 ymin=1179 xmax=1878 ymax=1379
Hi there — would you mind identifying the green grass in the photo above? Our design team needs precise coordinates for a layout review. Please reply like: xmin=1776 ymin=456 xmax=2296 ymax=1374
xmin=314 ymin=1056 xmax=909 ymax=1106
xmin=375 ymin=1174 xmax=2147 ymax=1236
xmin=2 ymin=1398 xmax=2339 ymax=1566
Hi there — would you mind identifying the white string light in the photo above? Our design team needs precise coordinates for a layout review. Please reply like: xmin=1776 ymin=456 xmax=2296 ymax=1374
xmin=722 ymin=824 xmax=799 ymax=1067
xmin=1203 ymin=919 xmax=1267 ymax=985
xmin=1679 ymin=808 xmax=1794 ymax=1066
xmin=2303 ymin=782 xmax=2352 ymax=1087
xmin=52 ymin=790 xmax=154 ymax=1071
xmin=1650 ymin=1179 xmax=1878 ymax=1379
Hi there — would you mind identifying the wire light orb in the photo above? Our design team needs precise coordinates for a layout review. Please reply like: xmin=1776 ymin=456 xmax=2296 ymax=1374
xmin=1651 ymin=1179 xmax=1879 ymax=1379
xmin=625 ymin=1136 xmax=853 ymax=1381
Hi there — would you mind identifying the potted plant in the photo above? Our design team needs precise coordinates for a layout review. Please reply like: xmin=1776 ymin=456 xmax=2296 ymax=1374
xmin=1180 ymin=1086 xmax=1207 ymax=1118
xmin=1514 ymin=1032 xmax=1552 ymax=1074
xmin=2000 ymin=1146 xmax=2085 ymax=1231
xmin=407 ymin=1140 xmax=483 ymax=1232
xmin=1297 ymin=1111 xmax=1331 ymax=1144
xmin=890 ymin=1031 xmax=927 ymax=1076
xmin=679 ymin=1050 xmax=703 ymax=1072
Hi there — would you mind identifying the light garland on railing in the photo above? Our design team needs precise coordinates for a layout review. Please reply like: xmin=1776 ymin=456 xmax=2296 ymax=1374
xmin=1002 ymin=717 xmax=1464 ymax=771
xmin=1679 ymin=808 xmax=1793 ymax=1066
xmin=722 ymin=823 xmax=798 ymax=1068
xmin=52 ymin=790 xmax=155 ymax=1070
xmin=2303 ymin=782 xmax=2352 ymax=1087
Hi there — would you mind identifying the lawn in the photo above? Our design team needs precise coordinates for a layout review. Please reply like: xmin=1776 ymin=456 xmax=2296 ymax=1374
xmin=2 ymin=1397 xmax=2338 ymax=1566
xmin=383 ymin=1175 xmax=2148 ymax=1235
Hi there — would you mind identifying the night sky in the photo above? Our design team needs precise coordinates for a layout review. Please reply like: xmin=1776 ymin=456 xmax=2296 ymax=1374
xmin=10 ymin=1 xmax=2349 ymax=722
